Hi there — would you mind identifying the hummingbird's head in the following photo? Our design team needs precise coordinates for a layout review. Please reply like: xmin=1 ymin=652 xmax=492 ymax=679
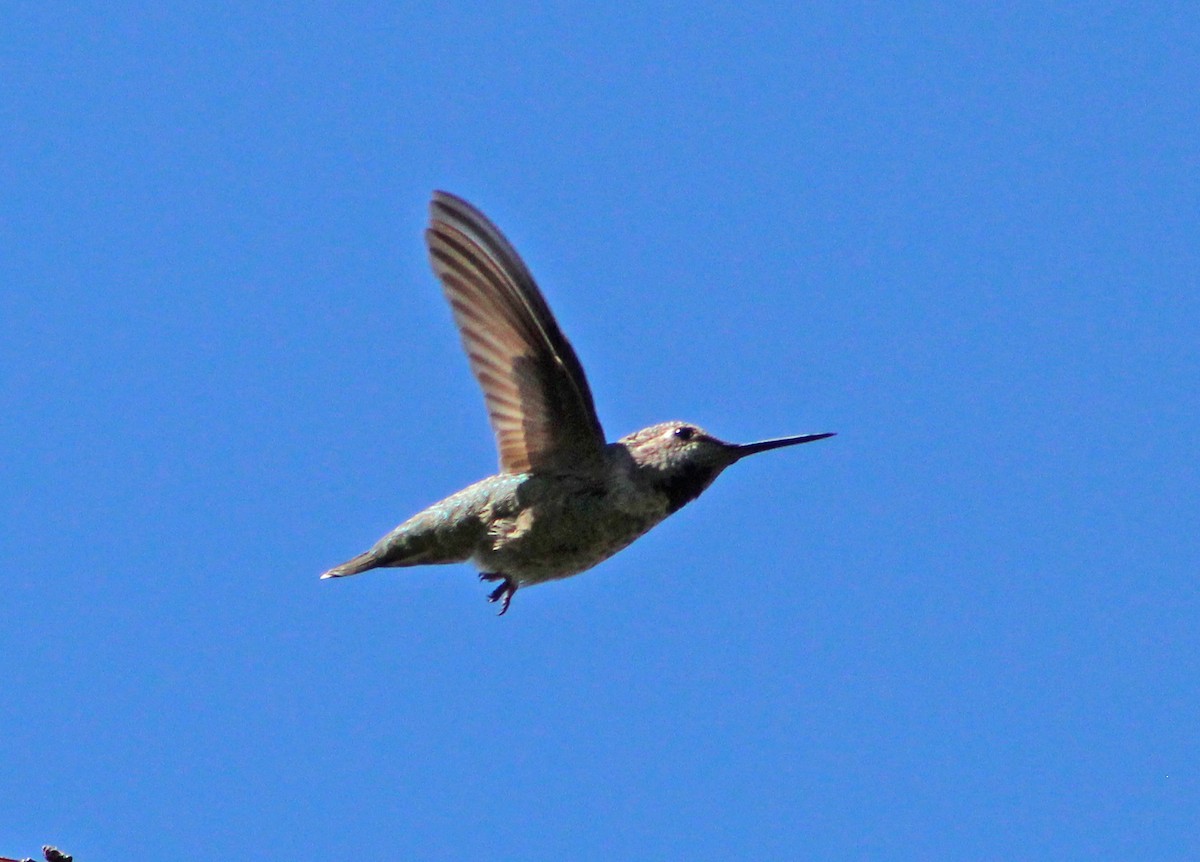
xmin=618 ymin=421 xmax=835 ymax=514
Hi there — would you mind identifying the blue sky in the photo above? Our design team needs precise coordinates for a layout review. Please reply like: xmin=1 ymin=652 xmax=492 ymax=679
xmin=3 ymin=2 xmax=1197 ymax=859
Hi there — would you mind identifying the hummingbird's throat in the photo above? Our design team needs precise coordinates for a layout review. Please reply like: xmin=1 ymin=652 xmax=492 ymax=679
xmin=655 ymin=463 xmax=723 ymax=515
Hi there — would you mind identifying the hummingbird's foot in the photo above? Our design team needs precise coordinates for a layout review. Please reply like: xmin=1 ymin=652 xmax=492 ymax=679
xmin=481 ymin=573 xmax=516 ymax=615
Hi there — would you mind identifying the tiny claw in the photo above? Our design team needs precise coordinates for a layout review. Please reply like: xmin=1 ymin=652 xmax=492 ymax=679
xmin=486 ymin=578 xmax=516 ymax=615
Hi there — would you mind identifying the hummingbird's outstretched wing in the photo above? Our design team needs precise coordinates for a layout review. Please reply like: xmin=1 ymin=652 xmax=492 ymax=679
xmin=426 ymin=191 xmax=607 ymax=474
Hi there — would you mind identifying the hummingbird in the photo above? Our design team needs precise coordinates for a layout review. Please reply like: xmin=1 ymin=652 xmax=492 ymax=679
xmin=321 ymin=191 xmax=833 ymax=614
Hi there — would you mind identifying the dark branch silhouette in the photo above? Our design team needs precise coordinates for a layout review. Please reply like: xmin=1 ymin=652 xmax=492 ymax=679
xmin=0 ymin=846 xmax=73 ymax=862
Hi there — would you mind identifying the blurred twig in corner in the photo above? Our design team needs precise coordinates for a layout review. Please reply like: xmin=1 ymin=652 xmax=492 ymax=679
xmin=0 ymin=846 xmax=74 ymax=862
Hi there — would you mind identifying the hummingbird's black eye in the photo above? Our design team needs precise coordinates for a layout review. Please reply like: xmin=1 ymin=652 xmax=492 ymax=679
xmin=673 ymin=426 xmax=695 ymax=441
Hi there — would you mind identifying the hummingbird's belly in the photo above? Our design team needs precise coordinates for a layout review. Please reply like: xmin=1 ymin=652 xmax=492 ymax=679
xmin=469 ymin=482 xmax=667 ymax=585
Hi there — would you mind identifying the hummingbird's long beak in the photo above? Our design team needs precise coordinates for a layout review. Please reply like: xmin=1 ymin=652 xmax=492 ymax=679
xmin=731 ymin=432 xmax=835 ymax=460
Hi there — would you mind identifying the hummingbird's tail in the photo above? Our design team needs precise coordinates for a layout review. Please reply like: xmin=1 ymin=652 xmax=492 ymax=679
xmin=321 ymin=503 xmax=480 ymax=580
xmin=319 ymin=550 xmax=380 ymax=579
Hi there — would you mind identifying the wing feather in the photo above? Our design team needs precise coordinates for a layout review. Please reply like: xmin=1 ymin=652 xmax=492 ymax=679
xmin=426 ymin=191 xmax=606 ymax=474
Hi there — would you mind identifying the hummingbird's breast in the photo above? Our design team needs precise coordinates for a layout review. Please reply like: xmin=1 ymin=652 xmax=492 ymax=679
xmin=470 ymin=455 xmax=671 ymax=585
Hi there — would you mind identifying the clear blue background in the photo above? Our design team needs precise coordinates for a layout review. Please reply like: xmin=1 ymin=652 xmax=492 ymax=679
xmin=3 ymin=3 xmax=1197 ymax=859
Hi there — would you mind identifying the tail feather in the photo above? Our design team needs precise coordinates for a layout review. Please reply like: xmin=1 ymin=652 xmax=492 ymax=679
xmin=320 ymin=551 xmax=380 ymax=579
